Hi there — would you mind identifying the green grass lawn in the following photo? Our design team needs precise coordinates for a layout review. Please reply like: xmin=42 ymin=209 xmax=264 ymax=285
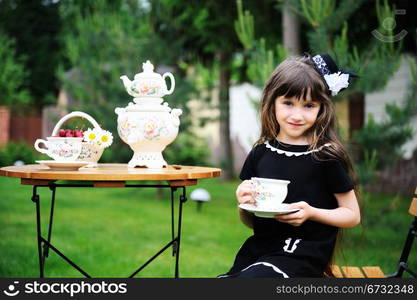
xmin=0 ymin=176 xmax=415 ymax=278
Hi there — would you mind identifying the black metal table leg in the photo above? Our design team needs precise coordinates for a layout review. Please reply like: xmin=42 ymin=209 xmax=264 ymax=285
xmin=42 ymin=185 xmax=56 ymax=267
xmin=40 ymin=237 xmax=91 ymax=278
xmin=171 ymin=187 xmax=176 ymax=256
xmin=31 ymin=186 xmax=44 ymax=278
xmin=174 ymin=186 xmax=187 ymax=278
xmin=31 ymin=184 xmax=91 ymax=278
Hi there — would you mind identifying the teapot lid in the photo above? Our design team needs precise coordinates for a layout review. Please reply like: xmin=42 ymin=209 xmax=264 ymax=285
xmin=133 ymin=60 xmax=162 ymax=80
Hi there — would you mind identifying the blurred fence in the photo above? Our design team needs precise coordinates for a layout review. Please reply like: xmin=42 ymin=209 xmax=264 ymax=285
xmin=0 ymin=106 xmax=42 ymax=146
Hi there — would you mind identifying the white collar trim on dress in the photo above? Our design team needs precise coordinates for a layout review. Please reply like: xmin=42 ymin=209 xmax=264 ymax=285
xmin=265 ymin=141 xmax=332 ymax=157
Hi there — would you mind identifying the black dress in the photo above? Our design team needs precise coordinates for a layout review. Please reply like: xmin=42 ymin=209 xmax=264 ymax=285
xmin=219 ymin=139 xmax=354 ymax=278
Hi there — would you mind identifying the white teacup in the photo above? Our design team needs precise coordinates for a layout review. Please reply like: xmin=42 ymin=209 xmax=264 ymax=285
xmin=251 ymin=177 xmax=290 ymax=210
xmin=34 ymin=137 xmax=83 ymax=161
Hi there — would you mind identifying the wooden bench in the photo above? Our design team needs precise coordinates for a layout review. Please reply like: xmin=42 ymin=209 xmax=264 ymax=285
xmin=328 ymin=187 xmax=417 ymax=278
xmin=330 ymin=265 xmax=385 ymax=278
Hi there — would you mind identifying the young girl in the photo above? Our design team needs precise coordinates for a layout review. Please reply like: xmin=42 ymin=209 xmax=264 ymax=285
xmin=219 ymin=53 xmax=361 ymax=278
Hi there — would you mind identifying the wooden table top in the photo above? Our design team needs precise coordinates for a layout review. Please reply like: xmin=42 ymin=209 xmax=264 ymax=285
xmin=0 ymin=164 xmax=222 ymax=183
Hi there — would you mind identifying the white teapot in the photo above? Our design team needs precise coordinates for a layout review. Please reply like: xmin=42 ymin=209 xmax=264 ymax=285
xmin=116 ymin=60 xmax=182 ymax=168
xmin=120 ymin=60 xmax=175 ymax=103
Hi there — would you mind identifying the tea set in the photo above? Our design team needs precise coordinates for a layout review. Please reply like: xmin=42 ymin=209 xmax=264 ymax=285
xmin=34 ymin=60 xmax=182 ymax=170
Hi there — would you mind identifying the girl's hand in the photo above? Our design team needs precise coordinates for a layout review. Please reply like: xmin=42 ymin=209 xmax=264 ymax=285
xmin=274 ymin=201 xmax=313 ymax=227
xmin=236 ymin=180 xmax=255 ymax=205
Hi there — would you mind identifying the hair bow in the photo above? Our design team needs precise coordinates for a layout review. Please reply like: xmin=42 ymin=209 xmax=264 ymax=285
xmin=304 ymin=52 xmax=357 ymax=96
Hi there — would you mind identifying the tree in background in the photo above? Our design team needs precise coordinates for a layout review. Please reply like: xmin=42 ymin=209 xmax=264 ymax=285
xmin=235 ymin=0 xmax=288 ymax=87
xmin=282 ymin=0 xmax=301 ymax=55
xmin=0 ymin=31 xmax=30 ymax=108
xmin=0 ymin=0 xmax=62 ymax=114
xmin=237 ymin=0 xmax=402 ymax=91
xmin=354 ymin=51 xmax=417 ymax=185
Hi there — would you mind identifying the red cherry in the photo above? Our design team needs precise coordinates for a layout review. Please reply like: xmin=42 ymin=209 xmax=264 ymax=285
xmin=74 ymin=130 xmax=83 ymax=137
xmin=59 ymin=129 xmax=66 ymax=137
xmin=73 ymin=129 xmax=80 ymax=137
xmin=65 ymin=131 xmax=74 ymax=137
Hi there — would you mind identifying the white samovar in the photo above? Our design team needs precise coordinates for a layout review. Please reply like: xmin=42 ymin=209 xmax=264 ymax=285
xmin=116 ymin=60 xmax=182 ymax=168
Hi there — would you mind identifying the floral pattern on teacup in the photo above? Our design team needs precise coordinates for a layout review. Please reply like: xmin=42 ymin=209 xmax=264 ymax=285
xmin=252 ymin=180 xmax=273 ymax=202
xmin=50 ymin=147 xmax=80 ymax=159
xmin=49 ymin=139 xmax=82 ymax=159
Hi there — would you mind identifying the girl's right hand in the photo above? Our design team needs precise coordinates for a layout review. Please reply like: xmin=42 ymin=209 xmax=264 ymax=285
xmin=236 ymin=180 xmax=255 ymax=205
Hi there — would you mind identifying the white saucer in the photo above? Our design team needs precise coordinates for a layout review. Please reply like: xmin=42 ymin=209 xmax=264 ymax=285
xmin=239 ymin=203 xmax=299 ymax=218
xmin=35 ymin=160 xmax=90 ymax=171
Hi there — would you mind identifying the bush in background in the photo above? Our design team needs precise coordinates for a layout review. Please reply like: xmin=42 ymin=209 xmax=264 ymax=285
xmin=0 ymin=142 xmax=42 ymax=167
xmin=164 ymin=132 xmax=211 ymax=166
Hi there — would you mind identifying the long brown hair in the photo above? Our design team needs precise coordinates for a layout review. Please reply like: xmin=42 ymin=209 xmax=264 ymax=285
xmin=255 ymin=55 xmax=361 ymax=277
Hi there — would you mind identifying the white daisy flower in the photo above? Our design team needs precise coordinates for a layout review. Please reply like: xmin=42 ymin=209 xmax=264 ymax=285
xmin=84 ymin=128 xmax=98 ymax=144
xmin=97 ymin=130 xmax=113 ymax=148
